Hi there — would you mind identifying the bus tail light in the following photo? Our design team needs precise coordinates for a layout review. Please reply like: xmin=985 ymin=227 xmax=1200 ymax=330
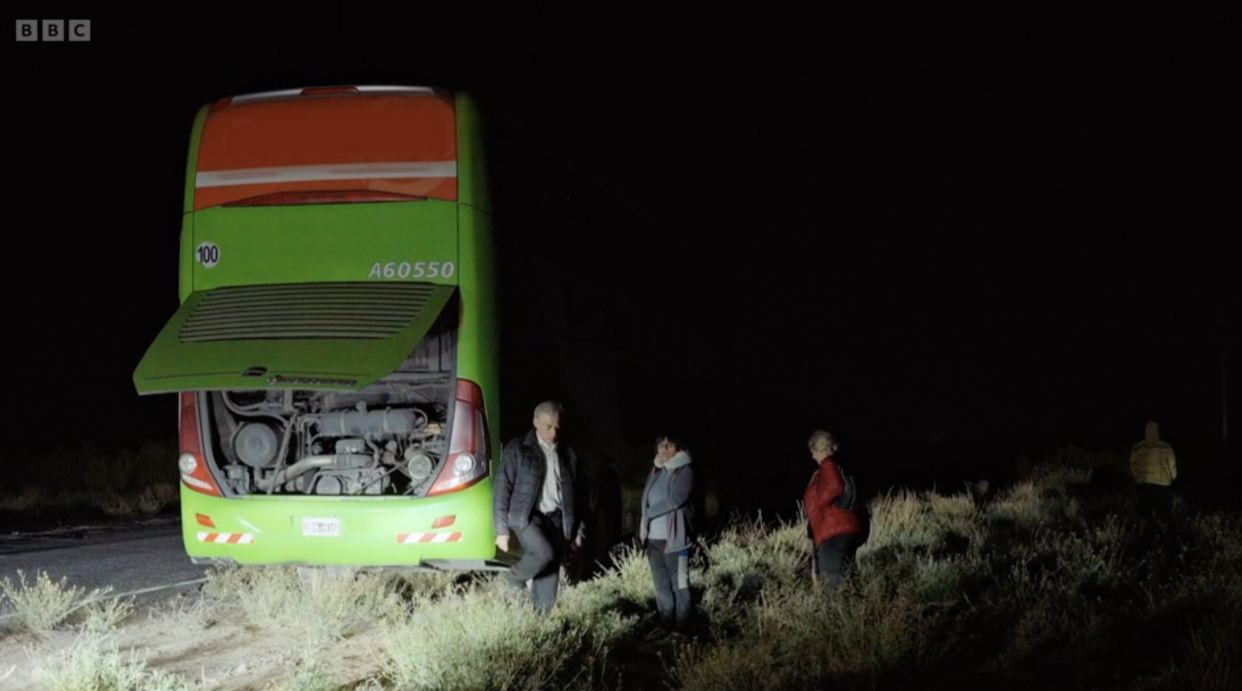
xmin=427 ymin=380 xmax=490 ymax=496
xmin=180 ymin=392 xmax=223 ymax=497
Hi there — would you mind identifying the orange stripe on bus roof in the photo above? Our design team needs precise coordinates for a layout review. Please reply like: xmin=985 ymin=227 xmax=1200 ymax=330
xmin=196 ymin=94 xmax=455 ymax=173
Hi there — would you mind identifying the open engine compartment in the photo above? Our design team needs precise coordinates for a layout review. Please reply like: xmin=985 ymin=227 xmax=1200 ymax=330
xmin=198 ymin=297 xmax=459 ymax=497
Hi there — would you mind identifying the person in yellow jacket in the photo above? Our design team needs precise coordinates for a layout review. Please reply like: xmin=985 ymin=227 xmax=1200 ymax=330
xmin=1130 ymin=421 xmax=1177 ymax=522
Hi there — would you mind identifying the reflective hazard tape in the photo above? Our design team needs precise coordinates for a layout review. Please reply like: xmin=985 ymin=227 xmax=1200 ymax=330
xmin=197 ymin=532 xmax=254 ymax=544
xmin=395 ymin=532 xmax=462 ymax=544
xmin=182 ymin=474 xmax=214 ymax=491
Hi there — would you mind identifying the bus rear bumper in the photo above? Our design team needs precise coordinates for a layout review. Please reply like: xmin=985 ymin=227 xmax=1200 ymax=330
xmin=179 ymin=481 xmax=507 ymax=569
xmin=189 ymin=556 xmax=515 ymax=571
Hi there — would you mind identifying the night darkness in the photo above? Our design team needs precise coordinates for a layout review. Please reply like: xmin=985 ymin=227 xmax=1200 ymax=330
xmin=10 ymin=15 xmax=1238 ymax=512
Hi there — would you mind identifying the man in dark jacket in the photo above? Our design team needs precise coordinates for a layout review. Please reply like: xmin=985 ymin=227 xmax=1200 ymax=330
xmin=493 ymin=400 xmax=588 ymax=613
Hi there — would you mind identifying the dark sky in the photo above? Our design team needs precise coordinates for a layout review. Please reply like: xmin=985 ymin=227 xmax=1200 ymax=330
xmin=10 ymin=16 xmax=1237 ymax=469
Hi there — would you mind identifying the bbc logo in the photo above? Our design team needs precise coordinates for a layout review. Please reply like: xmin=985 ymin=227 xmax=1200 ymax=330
xmin=16 ymin=20 xmax=91 ymax=41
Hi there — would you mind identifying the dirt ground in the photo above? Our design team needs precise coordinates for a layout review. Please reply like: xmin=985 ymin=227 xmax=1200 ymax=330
xmin=0 ymin=589 xmax=390 ymax=691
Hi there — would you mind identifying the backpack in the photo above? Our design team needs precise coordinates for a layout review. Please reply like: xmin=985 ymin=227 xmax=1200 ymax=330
xmin=833 ymin=464 xmax=856 ymax=511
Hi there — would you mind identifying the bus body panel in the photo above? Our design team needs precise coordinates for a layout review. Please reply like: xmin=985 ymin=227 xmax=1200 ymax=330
xmin=179 ymin=214 xmax=194 ymax=304
xmin=189 ymin=202 xmax=459 ymax=292
xmin=452 ymin=91 xmax=498 ymax=459
xmin=454 ymin=203 xmax=500 ymax=462
xmin=454 ymin=91 xmax=490 ymax=213
xmin=181 ymin=105 xmax=210 ymax=217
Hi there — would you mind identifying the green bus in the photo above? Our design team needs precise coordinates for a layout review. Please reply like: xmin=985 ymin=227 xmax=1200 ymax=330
xmin=133 ymin=85 xmax=730 ymax=574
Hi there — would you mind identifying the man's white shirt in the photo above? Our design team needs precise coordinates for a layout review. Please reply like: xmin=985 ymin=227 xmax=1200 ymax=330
xmin=537 ymin=438 xmax=561 ymax=513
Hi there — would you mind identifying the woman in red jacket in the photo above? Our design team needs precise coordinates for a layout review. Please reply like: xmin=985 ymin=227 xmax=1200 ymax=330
xmin=804 ymin=430 xmax=861 ymax=590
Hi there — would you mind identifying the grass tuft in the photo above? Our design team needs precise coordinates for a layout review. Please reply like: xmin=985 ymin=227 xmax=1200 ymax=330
xmin=28 ymin=631 xmax=192 ymax=691
xmin=0 ymin=570 xmax=114 ymax=635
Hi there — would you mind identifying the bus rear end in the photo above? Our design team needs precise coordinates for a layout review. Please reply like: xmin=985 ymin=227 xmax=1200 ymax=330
xmin=133 ymin=86 xmax=503 ymax=570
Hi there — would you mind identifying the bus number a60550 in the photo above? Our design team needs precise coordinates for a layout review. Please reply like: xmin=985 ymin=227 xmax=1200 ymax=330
xmin=368 ymin=261 xmax=456 ymax=280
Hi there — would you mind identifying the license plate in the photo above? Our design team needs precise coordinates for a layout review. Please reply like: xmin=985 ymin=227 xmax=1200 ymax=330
xmin=301 ymin=517 xmax=340 ymax=537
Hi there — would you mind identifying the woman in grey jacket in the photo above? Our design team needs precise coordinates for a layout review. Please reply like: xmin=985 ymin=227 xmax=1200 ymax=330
xmin=639 ymin=434 xmax=696 ymax=631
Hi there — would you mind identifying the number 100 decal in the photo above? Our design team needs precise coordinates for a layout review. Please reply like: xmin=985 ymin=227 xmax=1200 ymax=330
xmin=196 ymin=242 xmax=219 ymax=268
xmin=368 ymin=261 xmax=456 ymax=280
